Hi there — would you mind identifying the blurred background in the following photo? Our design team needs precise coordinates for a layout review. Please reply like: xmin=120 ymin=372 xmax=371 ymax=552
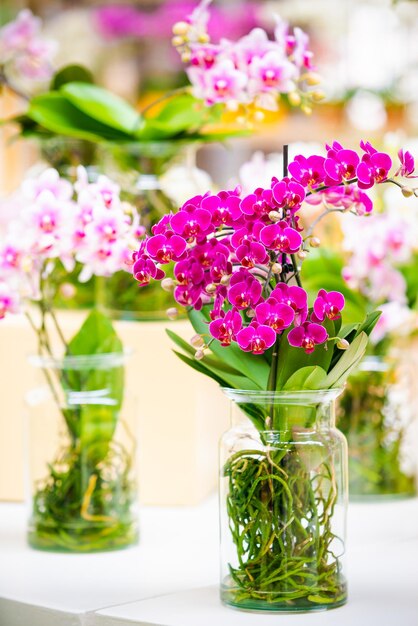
xmin=2 ymin=0 xmax=418 ymax=192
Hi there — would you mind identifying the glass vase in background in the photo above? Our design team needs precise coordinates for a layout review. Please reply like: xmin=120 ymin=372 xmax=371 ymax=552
xmin=100 ymin=141 xmax=207 ymax=320
xmin=338 ymin=353 xmax=417 ymax=499
xmin=27 ymin=352 xmax=138 ymax=552
xmin=220 ymin=389 xmax=348 ymax=612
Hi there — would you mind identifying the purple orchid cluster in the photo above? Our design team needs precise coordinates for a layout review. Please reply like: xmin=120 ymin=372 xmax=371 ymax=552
xmin=0 ymin=168 xmax=142 ymax=320
xmin=171 ymin=0 xmax=320 ymax=112
xmin=95 ymin=1 xmax=260 ymax=45
xmin=132 ymin=141 xmax=417 ymax=356
xmin=0 ymin=10 xmax=56 ymax=87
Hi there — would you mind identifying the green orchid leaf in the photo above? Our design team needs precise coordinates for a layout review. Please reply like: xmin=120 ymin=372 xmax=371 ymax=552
xmin=173 ymin=350 xmax=227 ymax=387
xmin=51 ymin=65 xmax=94 ymax=90
xmin=188 ymin=308 xmax=269 ymax=389
xmin=137 ymin=95 xmax=223 ymax=140
xmin=61 ymin=82 xmax=141 ymax=135
xmin=317 ymin=332 xmax=368 ymax=389
xmin=275 ymin=317 xmax=336 ymax=390
xmin=63 ymin=310 xmax=124 ymax=462
xmin=28 ymin=93 xmax=131 ymax=142
xmin=282 ymin=366 xmax=328 ymax=391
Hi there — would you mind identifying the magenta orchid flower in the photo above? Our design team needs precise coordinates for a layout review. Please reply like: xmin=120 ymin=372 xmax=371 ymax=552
xmin=260 ymin=221 xmax=302 ymax=254
xmin=357 ymin=152 xmax=392 ymax=190
xmin=202 ymin=192 xmax=242 ymax=227
xmin=288 ymin=322 xmax=328 ymax=354
xmin=313 ymin=289 xmax=345 ymax=322
xmin=146 ymin=233 xmax=187 ymax=264
xmin=396 ymin=149 xmax=416 ymax=178
xmin=271 ymin=284 xmax=308 ymax=326
xmin=324 ymin=149 xmax=360 ymax=185
xmin=255 ymin=299 xmax=295 ymax=332
xmin=228 ymin=271 xmax=262 ymax=309
xmin=288 ymin=155 xmax=326 ymax=189
xmin=236 ymin=241 xmax=268 ymax=268
xmin=171 ymin=205 xmax=213 ymax=240
xmin=209 ymin=308 xmax=243 ymax=346
xmin=236 ymin=322 xmax=276 ymax=354
xmin=271 ymin=179 xmax=305 ymax=212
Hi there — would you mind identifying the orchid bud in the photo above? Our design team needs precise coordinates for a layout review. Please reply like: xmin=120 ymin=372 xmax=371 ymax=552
xmin=304 ymin=72 xmax=321 ymax=86
xmin=268 ymin=210 xmax=281 ymax=223
xmin=310 ymin=237 xmax=321 ymax=248
xmin=172 ymin=36 xmax=184 ymax=47
xmin=247 ymin=309 xmax=256 ymax=318
xmin=402 ymin=186 xmax=414 ymax=198
xmin=265 ymin=416 xmax=272 ymax=429
xmin=194 ymin=349 xmax=205 ymax=361
xmin=172 ymin=21 xmax=190 ymax=36
xmin=191 ymin=334 xmax=205 ymax=348
xmin=301 ymin=104 xmax=313 ymax=116
xmin=181 ymin=52 xmax=191 ymax=63
xmin=288 ymin=92 xmax=301 ymax=107
xmin=271 ymin=262 xmax=283 ymax=274
xmin=297 ymin=250 xmax=307 ymax=260
xmin=198 ymin=33 xmax=210 ymax=44
xmin=206 ymin=283 xmax=217 ymax=293
xmin=59 ymin=283 xmax=76 ymax=299
xmin=311 ymin=90 xmax=325 ymax=102
xmin=161 ymin=278 xmax=175 ymax=291
xmin=220 ymin=275 xmax=231 ymax=286
xmin=166 ymin=307 xmax=178 ymax=320
xmin=337 ymin=339 xmax=350 ymax=350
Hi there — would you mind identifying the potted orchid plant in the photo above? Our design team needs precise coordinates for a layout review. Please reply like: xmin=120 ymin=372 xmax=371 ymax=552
xmin=130 ymin=141 xmax=417 ymax=610
xmin=0 ymin=167 xmax=142 ymax=552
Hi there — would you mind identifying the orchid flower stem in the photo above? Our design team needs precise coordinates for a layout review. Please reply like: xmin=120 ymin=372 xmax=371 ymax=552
xmin=305 ymin=207 xmax=348 ymax=240
xmin=138 ymin=86 xmax=190 ymax=118
xmin=25 ymin=310 xmax=62 ymax=411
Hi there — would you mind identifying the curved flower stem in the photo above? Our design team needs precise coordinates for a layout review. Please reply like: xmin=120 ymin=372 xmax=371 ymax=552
xmin=138 ymin=87 xmax=190 ymax=117
xmin=305 ymin=207 xmax=348 ymax=240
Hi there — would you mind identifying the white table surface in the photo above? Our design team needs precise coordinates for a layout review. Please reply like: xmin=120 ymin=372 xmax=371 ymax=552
xmin=1 ymin=498 xmax=418 ymax=625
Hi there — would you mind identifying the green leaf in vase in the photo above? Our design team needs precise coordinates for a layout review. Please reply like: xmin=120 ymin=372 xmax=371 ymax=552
xmin=63 ymin=309 xmax=124 ymax=463
xmin=51 ymin=64 xmax=94 ymax=90
xmin=188 ymin=308 xmax=269 ymax=389
xmin=61 ymin=82 xmax=142 ymax=135
xmin=28 ymin=93 xmax=132 ymax=142
xmin=275 ymin=317 xmax=336 ymax=390
xmin=317 ymin=332 xmax=368 ymax=389
xmin=282 ymin=365 xmax=328 ymax=391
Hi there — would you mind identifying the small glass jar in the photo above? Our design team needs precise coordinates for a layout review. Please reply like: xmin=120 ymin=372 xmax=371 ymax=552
xmin=220 ymin=389 xmax=347 ymax=612
xmin=338 ymin=355 xmax=417 ymax=499
xmin=26 ymin=352 xmax=138 ymax=552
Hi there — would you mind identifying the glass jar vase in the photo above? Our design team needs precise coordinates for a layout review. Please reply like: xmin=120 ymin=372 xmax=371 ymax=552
xmin=26 ymin=352 xmax=138 ymax=552
xmin=337 ymin=355 xmax=417 ymax=499
xmin=220 ymin=389 xmax=347 ymax=612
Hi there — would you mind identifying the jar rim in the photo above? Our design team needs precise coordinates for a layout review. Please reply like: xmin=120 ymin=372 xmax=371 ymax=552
xmin=28 ymin=349 xmax=132 ymax=371
xmin=222 ymin=387 xmax=343 ymax=404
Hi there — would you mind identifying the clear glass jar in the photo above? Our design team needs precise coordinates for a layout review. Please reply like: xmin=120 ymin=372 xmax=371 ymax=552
xmin=220 ymin=389 xmax=347 ymax=612
xmin=99 ymin=141 xmax=193 ymax=320
xmin=26 ymin=352 xmax=138 ymax=552
xmin=338 ymin=355 xmax=417 ymax=499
